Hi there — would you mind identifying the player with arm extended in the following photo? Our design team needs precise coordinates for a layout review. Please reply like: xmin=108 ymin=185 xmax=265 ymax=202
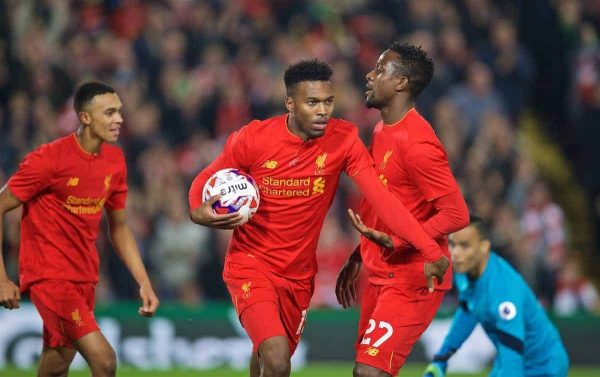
xmin=0 ymin=82 xmax=159 ymax=377
xmin=423 ymin=215 xmax=569 ymax=377
xmin=188 ymin=60 xmax=447 ymax=377
xmin=336 ymin=43 xmax=469 ymax=377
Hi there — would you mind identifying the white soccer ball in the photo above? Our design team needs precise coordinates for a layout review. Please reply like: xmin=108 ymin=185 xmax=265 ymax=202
xmin=202 ymin=168 xmax=260 ymax=224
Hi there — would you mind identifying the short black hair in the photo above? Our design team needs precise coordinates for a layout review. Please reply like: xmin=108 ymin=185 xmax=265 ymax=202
xmin=74 ymin=81 xmax=116 ymax=113
xmin=284 ymin=59 xmax=333 ymax=96
xmin=469 ymin=214 xmax=490 ymax=241
xmin=387 ymin=42 xmax=434 ymax=99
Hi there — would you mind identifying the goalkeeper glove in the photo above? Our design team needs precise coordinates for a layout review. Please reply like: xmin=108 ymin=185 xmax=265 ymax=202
xmin=423 ymin=361 xmax=447 ymax=377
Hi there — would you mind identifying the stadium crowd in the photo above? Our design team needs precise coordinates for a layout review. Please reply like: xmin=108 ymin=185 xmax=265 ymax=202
xmin=0 ymin=0 xmax=598 ymax=315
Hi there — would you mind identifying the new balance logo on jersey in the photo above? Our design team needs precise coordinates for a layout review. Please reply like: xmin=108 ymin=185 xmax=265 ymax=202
xmin=365 ymin=347 xmax=379 ymax=356
xmin=262 ymin=160 xmax=278 ymax=169
xmin=312 ymin=177 xmax=325 ymax=194
xmin=67 ymin=177 xmax=79 ymax=186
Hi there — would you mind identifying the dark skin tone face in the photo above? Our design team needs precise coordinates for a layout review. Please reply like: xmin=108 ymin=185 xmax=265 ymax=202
xmin=285 ymin=80 xmax=334 ymax=141
xmin=365 ymin=49 xmax=414 ymax=124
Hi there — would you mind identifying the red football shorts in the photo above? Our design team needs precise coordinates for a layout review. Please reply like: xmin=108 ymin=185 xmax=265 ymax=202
xmin=29 ymin=280 xmax=99 ymax=348
xmin=223 ymin=256 xmax=313 ymax=354
xmin=355 ymin=283 xmax=445 ymax=376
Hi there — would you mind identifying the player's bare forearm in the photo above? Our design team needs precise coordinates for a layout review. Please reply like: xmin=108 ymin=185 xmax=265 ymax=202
xmin=0 ymin=185 xmax=23 ymax=309
xmin=336 ymin=244 xmax=362 ymax=308
xmin=107 ymin=209 xmax=152 ymax=288
xmin=108 ymin=209 xmax=159 ymax=316
xmin=0 ymin=186 xmax=23 ymax=280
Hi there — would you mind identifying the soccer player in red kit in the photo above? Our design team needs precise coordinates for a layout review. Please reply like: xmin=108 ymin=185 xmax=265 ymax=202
xmin=336 ymin=43 xmax=469 ymax=377
xmin=0 ymin=82 xmax=159 ymax=377
xmin=189 ymin=60 xmax=449 ymax=377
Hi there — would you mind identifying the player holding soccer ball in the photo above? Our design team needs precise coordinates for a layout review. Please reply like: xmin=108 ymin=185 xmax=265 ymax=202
xmin=0 ymin=82 xmax=159 ymax=377
xmin=423 ymin=216 xmax=568 ymax=377
xmin=336 ymin=43 xmax=469 ymax=377
xmin=189 ymin=60 xmax=449 ymax=377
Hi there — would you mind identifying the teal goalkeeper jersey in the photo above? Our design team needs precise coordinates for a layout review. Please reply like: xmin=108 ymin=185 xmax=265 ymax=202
xmin=439 ymin=252 xmax=569 ymax=376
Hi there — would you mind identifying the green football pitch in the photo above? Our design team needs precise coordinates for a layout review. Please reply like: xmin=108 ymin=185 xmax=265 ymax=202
xmin=3 ymin=363 xmax=600 ymax=377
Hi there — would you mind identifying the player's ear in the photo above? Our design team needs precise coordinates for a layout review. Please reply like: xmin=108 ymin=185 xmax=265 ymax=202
xmin=78 ymin=111 xmax=91 ymax=126
xmin=480 ymin=239 xmax=491 ymax=253
xmin=396 ymin=76 xmax=409 ymax=92
xmin=285 ymin=96 xmax=294 ymax=113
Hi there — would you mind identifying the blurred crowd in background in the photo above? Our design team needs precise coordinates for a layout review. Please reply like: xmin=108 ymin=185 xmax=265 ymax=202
xmin=0 ymin=0 xmax=599 ymax=316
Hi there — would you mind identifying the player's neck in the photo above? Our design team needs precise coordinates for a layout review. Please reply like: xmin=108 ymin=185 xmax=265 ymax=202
xmin=380 ymin=99 xmax=414 ymax=126
xmin=286 ymin=114 xmax=309 ymax=142
xmin=76 ymin=126 xmax=102 ymax=154
xmin=469 ymin=253 xmax=490 ymax=279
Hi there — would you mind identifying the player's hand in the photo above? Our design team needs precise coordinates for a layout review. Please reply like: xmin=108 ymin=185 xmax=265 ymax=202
xmin=0 ymin=278 xmax=21 ymax=310
xmin=190 ymin=195 xmax=244 ymax=229
xmin=424 ymin=256 xmax=450 ymax=293
xmin=423 ymin=361 xmax=447 ymax=377
xmin=347 ymin=209 xmax=393 ymax=248
xmin=138 ymin=284 xmax=159 ymax=317
xmin=335 ymin=253 xmax=362 ymax=309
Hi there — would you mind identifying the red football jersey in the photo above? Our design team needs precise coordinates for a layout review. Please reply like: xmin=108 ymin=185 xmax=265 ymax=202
xmin=189 ymin=115 xmax=373 ymax=280
xmin=360 ymin=109 xmax=459 ymax=289
xmin=8 ymin=134 xmax=127 ymax=291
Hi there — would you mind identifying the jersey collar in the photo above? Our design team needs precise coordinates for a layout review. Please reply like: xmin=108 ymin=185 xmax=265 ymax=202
xmin=71 ymin=133 xmax=101 ymax=160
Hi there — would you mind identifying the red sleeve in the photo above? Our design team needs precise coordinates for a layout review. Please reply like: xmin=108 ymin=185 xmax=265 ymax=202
xmin=106 ymin=163 xmax=127 ymax=210
xmin=343 ymin=128 xmax=374 ymax=177
xmin=7 ymin=147 xmax=53 ymax=202
xmin=391 ymin=190 xmax=470 ymax=250
xmin=405 ymin=142 xmax=459 ymax=201
xmin=351 ymin=167 xmax=442 ymax=262
xmin=188 ymin=124 xmax=253 ymax=210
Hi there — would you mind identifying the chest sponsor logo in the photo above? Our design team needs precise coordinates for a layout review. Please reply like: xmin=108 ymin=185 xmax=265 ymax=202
xmin=498 ymin=301 xmax=517 ymax=320
xmin=315 ymin=153 xmax=327 ymax=175
xmin=379 ymin=150 xmax=392 ymax=170
xmin=260 ymin=176 xmax=326 ymax=197
xmin=67 ymin=177 xmax=79 ymax=187
xmin=261 ymin=160 xmax=278 ymax=169
xmin=63 ymin=196 xmax=106 ymax=215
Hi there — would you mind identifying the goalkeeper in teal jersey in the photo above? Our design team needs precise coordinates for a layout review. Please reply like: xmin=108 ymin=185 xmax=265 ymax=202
xmin=424 ymin=216 xmax=568 ymax=377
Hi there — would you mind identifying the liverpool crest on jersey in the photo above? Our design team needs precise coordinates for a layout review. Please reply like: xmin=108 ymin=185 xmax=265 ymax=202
xmin=315 ymin=153 xmax=327 ymax=175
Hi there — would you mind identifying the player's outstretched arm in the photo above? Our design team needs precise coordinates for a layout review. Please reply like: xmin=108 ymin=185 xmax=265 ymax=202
xmin=424 ymin=306 xmax=478 ymax=376
xmin=351 ymin=167 xmax=445 ymax=258
xmin=335 ymin=244 xmax=362 ymax=308
xmin=390 ymin=191 xmax=469 ymax=252
xmin=107 ymin=208 xmax=159 ymax=317
xmin=0 ymin=185 xmax=23 ymax=310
